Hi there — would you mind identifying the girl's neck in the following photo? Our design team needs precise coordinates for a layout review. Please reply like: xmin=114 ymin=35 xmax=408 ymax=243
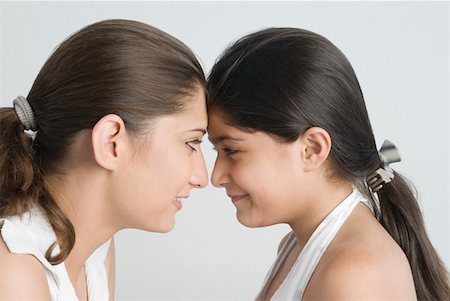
xmin=289 ymin=180 xmax=353 ymax=248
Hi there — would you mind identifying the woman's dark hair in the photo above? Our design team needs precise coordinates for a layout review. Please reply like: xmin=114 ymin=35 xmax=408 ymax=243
xmin=207 ymin=27 xmax=449 ymax=300
xmin=0 ymin=19 xmax=205 ymax=264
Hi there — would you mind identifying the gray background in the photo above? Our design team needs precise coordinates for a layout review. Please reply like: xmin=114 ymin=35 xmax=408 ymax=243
xmin=1 ymin=2 xmax=448 ymax=300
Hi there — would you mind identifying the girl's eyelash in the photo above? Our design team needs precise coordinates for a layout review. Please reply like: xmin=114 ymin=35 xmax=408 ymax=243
xmin=212 ymin=146 xmax=238 ymax=155
xmin=224 ymin=148 xmax=238 ymax=155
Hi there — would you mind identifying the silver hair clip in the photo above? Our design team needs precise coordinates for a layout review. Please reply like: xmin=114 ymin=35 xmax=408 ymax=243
xmin=13 ymin=96 xmax=37 ymax=131
xmin=367 ymin=140 xmax=401 ymax=193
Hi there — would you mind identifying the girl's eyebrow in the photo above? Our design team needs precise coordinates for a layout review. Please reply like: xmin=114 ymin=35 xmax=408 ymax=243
xmin=208 ymin=134 xmax=244 ymax=144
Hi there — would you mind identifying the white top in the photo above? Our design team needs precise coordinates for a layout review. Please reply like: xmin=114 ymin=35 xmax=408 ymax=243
xmin=0 ymin=205 xmax=111 ymax=301
xmin=256 ymin=188 xmax=368 ymax=300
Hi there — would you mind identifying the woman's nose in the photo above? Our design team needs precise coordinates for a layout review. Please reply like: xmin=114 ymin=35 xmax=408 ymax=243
xmin=189 ymin=149 xmax=208 ymax=188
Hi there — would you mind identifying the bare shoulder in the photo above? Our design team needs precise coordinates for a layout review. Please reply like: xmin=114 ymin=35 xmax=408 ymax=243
xmin=277 ymin=231 xmax=293 ymax=254
xmin=307 ymin=239 xmax=417 ymax=300
xmin=0 ymin=235 xmax=52 ymax=299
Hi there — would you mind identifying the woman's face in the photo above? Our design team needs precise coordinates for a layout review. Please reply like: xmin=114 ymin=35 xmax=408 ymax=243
xmin=208 ymin=111 xmax=311 ymax=228
xmin=115 ymin=87 xmax=208 ymax=232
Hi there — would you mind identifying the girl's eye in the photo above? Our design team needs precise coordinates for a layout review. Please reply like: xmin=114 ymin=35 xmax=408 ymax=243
xmin=186 ymin=139 xmax=202 ymax=152
xmin=212 ymin=146 xmax=238 ymax=156
xmin=223 ymin=147 xmax=238 ymax=155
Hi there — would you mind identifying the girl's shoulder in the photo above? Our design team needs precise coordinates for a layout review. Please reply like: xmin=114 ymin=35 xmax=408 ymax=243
xmin=304 ymin=203 xmax=417 ymax=300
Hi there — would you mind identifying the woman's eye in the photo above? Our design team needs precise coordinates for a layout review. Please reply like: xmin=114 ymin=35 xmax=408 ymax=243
xmin=186 ymin=139 xmax=202 ymax=151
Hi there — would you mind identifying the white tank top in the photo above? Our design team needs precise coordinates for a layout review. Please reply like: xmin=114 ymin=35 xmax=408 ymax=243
xmin=0 ymin=205 xmax=111 ymax=300
xmin=256 ymin=188 xmax=368 ymax=300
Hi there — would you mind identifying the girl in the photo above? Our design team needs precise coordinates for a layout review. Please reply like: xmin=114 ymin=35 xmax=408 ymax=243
xmin=0 ymin=19 xmax=208 ymax=300
xmin=207 ymin=28 xmax=449 ymax=300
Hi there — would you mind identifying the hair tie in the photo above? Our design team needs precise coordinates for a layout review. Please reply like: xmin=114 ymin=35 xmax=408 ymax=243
xmin=13 ymin=96 xmax=37 ymax=131
xmin=367 ymin=140 xmax=401 ymax=193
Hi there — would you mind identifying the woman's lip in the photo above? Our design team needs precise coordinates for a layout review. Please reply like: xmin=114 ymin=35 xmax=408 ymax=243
xmin=173 ymin=199 xmax=183 ymax=211
xmin=173 ymin=196 xmax=188 ymax=211
xmin=229 ymin=194 xmax=248 ymax=203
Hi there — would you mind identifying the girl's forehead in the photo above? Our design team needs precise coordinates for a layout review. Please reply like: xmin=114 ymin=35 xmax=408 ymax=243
xmin=207 ymin=110 xmax=280 ymax=146
xmin=207 ymin=113 xmax=241 ymax=137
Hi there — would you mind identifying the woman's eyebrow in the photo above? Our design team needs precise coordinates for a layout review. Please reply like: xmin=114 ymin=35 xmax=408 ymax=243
xmin=185 ymin=128 xmax=207 ymax=135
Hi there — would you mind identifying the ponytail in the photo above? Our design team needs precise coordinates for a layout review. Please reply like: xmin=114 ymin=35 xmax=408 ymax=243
xmin=39 ymin=187 xmax=76 ymax=265
xmin=0 ymin=108 xmax=39 ymax=214
xmin=0 ymin=107 xmax=75 ymax=265
xmin=371 ymin=172 xmax=450 ymax=300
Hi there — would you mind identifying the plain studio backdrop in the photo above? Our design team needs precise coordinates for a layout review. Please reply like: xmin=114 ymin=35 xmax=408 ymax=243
xmin=0 ymin=2 xmax=448 ymax=300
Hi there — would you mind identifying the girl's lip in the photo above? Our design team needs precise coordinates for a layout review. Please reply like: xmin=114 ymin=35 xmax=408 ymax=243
xmin=229 ymin=194 xmax=248 ymax=203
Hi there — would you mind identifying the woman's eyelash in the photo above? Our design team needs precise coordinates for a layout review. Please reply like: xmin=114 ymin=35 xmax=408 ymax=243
xmin=186 ymin=139 xmax=202 ymax=151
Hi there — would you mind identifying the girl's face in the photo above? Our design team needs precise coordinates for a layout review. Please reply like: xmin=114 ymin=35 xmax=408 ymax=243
xmin=208 ymin=111 xmax=313 ymax=228
xmin=114 ymin=88 xmax=208 ymax=232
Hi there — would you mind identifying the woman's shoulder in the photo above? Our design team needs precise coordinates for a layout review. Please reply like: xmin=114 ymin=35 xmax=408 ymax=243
xmin=0 ymin=207 xmax=57 ymax=256
xmin=0 ymin=235 xmax=52 ymax=299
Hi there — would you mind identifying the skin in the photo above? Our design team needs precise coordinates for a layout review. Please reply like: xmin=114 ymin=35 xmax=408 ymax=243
xmin=0 ymin=85 xmax=208 ymax=300
xmin=208 ymin=110 xmax=417 ymax=301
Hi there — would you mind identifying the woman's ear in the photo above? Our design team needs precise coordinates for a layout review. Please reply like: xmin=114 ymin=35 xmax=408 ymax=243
xmin=91 ymin=114 xmax=128 ymax=171
xmin=299 ymin=127 xmax=332 ymax=172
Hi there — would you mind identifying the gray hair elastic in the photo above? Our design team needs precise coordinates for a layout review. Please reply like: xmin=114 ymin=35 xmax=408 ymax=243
xmin=13 ymin=96 xmax=37 ymax=131
xmin=367 ymin=140 xmax=401 ymax=193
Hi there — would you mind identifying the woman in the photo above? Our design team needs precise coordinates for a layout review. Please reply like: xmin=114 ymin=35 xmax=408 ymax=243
xmin=207 ymin=28 xmax=449 ymax=300
xmin=0 ymin=19 xmax=208 ymax=300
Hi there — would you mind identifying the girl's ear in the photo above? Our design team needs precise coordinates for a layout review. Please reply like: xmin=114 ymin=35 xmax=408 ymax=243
xmin=298 ymin=127 xmax=332 ymax=172
xmin=91 ymin=114 xmax=129 ymax=171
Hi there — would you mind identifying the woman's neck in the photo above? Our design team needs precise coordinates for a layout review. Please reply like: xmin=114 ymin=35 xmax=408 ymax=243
xmin=45 ymin=171 xmax=118 ymax=291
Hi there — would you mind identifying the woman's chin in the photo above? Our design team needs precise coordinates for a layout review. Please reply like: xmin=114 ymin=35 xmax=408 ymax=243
xmin=157 ymin=223 xmax=175 ymax=233
xmin=155 ymin=220 xmax=176 ymax=233
xmin=138 ymin=217 xmax=176 ymax=233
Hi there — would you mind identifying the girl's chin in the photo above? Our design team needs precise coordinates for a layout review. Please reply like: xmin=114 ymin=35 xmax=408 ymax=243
xmin=236 ymin=212 xmax=277 ymax=228
xmin=236 ymin=214 xmax=261 ymax=228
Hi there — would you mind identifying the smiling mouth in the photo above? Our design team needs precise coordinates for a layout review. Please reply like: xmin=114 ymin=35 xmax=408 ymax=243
xmin=173 ymin=198 xmax=182 ymax=210
xmin=173 ymin=196 xmax=188 ymax=210
xmin=229 ymin=194 xmax=248 ymax=203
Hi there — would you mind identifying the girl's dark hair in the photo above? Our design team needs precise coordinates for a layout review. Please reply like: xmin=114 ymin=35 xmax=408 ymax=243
xmin=0 ymin=19 xmax=205 ymax=265
xmin=207 ymin=27 xmax=449 ymax=300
